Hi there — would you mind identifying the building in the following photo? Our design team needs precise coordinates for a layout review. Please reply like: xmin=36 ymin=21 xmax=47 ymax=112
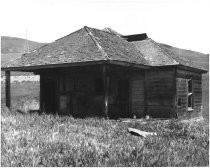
xmin=1 ymin=26 xmax=208 ymax=119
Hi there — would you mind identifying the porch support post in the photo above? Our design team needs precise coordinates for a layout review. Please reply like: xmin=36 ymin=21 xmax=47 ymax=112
xmin=5 ymin=71 xmax=11 ymax=108
xmin=103 ymin=65 xmax=109 ymax=118
xmin=40 ymin=74 xmax=43 ymax=112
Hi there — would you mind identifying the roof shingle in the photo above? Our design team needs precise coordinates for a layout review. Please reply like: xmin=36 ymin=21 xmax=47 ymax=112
xmin=2 ymin=26 xmax=149 ymax=69
xmin=2 ymin=26 xmax=207 ymax=72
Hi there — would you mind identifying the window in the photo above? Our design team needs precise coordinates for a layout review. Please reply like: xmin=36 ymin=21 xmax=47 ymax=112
xmin=177 ymin=98 xmax=181 ymax=107
xmin=188 ymin=79 xmax=192 ymax=93
xmin=94 ymin=78 xmax=104 ymax=94
xmin=187 ymin=79 xmax=193 ymax=111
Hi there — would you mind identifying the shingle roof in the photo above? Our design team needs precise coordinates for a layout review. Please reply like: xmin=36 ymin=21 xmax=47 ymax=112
xmin=102 ymin=28 xmax=122 ymax=36
xmin=158 ymin=43 xmax=207 ymax=70
xmin=2 ymin=26 xmax=207 ymax=72
xmin=132 ymin=38 xmax=207 ymax=71
xmin=132 ymin=38 xmax=178 ymax=66
xmin=2 ymin=26 xmax=149 ymax=69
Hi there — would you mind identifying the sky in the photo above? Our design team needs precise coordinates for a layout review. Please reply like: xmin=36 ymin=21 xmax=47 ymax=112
xmin=1 ymin=0 xmax=210 ymax=54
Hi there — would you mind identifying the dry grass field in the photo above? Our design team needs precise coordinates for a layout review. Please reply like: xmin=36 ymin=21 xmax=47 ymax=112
xmin=1 ymin=81 xmax=209 ymax=167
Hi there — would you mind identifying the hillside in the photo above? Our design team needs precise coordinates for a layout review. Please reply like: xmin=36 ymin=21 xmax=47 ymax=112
xmin=159 ymin=43 xmax=209 ymax=71
xmin=1 ymin=36 xmax=46 ymax=76
xmin=1 ymin=36 xmax=46 ymax=54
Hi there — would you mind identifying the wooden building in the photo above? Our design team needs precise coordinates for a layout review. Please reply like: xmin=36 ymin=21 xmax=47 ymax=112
xmin=2 ymin=26 xmax=208 ymax=119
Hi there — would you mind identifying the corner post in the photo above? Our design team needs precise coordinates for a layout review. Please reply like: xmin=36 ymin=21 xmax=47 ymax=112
xmin=40 ymin=74 xmax=43 ymax=112
xmin=103 ymin=65 xmax=109 ymax=119
xmin=174 ymin=66 xmax=178 ymax=119
xmin=144 ymin=70 xmax=148 ymax=117
xmin=5 ymin=71 xmax=11 ymax=108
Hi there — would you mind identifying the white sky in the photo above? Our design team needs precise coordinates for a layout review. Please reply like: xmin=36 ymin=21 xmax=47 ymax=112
xmin=1 ymin=0 xmax=210 ymax=54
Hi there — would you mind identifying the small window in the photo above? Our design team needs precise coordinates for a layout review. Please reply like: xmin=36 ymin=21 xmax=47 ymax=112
xmin=94 ymin=78 xmax=104 ymax=94
xmin=188 ymin=79 xmax=192 ymax=93
xmin=177 ymin=98 xmax=181 ymax=107
xmin=188 ymin=94 xmax=193 ymax=108
xmin=187 ymin=79 xmax=193 ymax=110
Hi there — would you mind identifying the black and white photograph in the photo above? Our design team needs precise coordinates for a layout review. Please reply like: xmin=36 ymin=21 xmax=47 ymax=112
xmin=1 ymin=0 xmax=209 ymax=166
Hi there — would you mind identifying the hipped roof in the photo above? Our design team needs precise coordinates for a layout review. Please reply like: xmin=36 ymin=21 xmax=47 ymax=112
xmin=2 ymin=26 xmax=207 ymax=73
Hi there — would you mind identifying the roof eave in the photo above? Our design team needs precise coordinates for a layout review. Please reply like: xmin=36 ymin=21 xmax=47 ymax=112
xmin=178 ymin=64 xmax=208 ymax=74
xmin=1 ymin=60 xmax=149 ymax=72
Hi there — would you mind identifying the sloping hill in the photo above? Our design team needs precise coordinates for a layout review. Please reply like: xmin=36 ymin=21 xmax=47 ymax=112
xmin=1 ymin=36 xmax=46 ymax=76
xmin=1 ymin=36 xmax=46 ymax=54
xmin=159 ymin=43 xmax=209 ymax=71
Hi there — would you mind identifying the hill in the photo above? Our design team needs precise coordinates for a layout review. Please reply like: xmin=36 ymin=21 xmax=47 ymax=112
xmin=1 ymin=36 xmax=46 ymax=54
xmin=159 ymin=43 xmax=209 ymax=71
xmin=1 ymin=36 xmax=46 ymax=76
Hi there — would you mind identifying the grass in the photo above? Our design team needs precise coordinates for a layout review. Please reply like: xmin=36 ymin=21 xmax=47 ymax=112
xmin=1 ymin=81 xmax=209 ymax=167
xmin=1 ymin=107 xmax=209 ymax=167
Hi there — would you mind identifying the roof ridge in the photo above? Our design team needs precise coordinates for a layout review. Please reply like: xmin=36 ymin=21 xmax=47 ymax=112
xmin=55 ymin=27 xmax=84 ymax=42
xmin=102 ymin=27 xmax=122 ymax=37
xmin=85 ymin=26 xmax=122 ymax=37
xmin=84 ymin=26 xmax=111 ymax=60
xmin=150 ymin=39 xmax=179 ymax=64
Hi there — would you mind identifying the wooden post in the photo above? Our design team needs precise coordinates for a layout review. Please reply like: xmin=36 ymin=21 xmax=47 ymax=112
xmin=173 ymin=66 xmax=178 ymax=118
xmin=144 ymin=70 xmax=148 ymax=117
xmin=5 ymin=71 xmax=11 ymax=108
xmin=103 ymin=65 xmax=109 ymax=118
xmin=40 ymin=74 xmax=43 ymax=112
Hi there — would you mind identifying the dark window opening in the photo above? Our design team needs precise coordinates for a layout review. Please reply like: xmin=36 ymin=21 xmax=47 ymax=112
xmin=187 ymin=79 xmax=193 ymax=110
xmin=188 ymin=79 xmax=192 ymax=93
xmin=188 ymin=95 xmax=192 ymax=108
xmin=94 ymin=78 xmax=104 ymax=94
xmin=177 ymin=98 xmax=181 ymax=107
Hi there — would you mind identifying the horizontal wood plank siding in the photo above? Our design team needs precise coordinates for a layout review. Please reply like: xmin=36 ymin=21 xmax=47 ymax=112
xmin=131 ymin=75 xmax=145 ymax=118
xmin=176 ymin=68 xmax=202 ymax=119
xmin=146 ymin=68 xmax=175 ymax=118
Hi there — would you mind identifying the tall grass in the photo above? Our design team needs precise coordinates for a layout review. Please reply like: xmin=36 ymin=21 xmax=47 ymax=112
xmin=1 ymin=107 xmax=209 ymax=167
xmin=1 ymin=81 xmax=209 ymax=166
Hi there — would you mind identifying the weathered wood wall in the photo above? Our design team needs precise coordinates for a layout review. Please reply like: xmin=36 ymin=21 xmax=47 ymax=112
xmin=176 ymin=68 xmax=202 ymax=119
xmin=40 ymin=71 xmax=58 ymax=114
xmin=146 ymin=67 xmax=176 ymax=118
xmin=38 ymin=65 xmax=204 ymax=119
xmin=108 ymin=66 xmax=145 ymax=118
xmin=39 ymin=65 xmax=146 ymax=118
xmin=130 ymin=75 xmax=145 ymax=118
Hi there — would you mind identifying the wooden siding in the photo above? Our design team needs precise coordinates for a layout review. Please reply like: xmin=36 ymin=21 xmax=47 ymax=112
xmin=176 ymin=78 xmax=188 ymax=118
xmin=39 ymin=65 xmax=146 ymax=119
xmin=131 ymin=76 xmax=145 ymax=118
xmin=146 ymin=68 xmax=175 ymax=118
xmin=176 ymin=68 xmax=202 ymax=119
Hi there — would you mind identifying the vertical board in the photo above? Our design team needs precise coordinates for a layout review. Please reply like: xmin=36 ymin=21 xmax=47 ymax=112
xmin=5 ymin=71 xmax=11 ymax=108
